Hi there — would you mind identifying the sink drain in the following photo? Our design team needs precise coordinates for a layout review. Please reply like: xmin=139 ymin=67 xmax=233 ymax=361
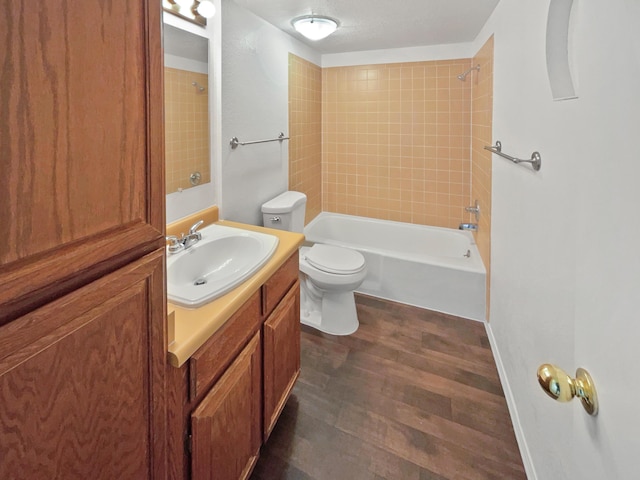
xmin=194 ymin=278 xmax=207 ymax=286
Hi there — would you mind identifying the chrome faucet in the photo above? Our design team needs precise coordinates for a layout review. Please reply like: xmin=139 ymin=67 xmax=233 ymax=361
xmin=183 ymin=220 xmax=204 ymax=248
xmin=166 ymin=220 xmax=204 ymax=254
xmin=465 ymin=200 xmax=480 ymax=221
xmin=459 ymin=223 xmax=478 ymax=232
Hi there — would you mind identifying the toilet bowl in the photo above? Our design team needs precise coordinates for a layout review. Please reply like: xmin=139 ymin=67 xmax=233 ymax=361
xmin=262 ymin=191 xmax=367 ymax=335
xmin=299 ymin=244 xmax=366 ymax=335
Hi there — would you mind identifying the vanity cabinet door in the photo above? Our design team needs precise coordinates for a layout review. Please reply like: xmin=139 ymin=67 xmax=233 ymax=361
xmin=191 ymin=332 xmax=262 ymax=480
xmin=263 ymin=281 xmax=301 ymax=441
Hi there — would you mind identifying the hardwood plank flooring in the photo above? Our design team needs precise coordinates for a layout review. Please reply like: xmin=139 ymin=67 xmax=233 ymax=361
xmin=251 ymin=294 xmax=526 ymax=480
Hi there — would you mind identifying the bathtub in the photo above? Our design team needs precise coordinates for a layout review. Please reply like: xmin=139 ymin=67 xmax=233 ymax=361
xmin=303 ymin=212 xmax=486 ymax=321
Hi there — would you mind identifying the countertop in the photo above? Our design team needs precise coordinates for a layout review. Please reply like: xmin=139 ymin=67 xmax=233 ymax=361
xmin=166 ymin=215 xmax=304 ymax=368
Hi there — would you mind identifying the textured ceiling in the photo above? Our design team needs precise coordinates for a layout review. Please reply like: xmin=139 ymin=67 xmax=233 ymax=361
xmin=231 ymin=0 xmax=500 ymax=54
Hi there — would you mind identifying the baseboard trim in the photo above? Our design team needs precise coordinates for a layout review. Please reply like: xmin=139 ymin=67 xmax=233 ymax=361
xmin=484 ymin=322 xmax=537 ymax=480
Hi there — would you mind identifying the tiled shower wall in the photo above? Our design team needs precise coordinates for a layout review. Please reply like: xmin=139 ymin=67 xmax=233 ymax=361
xmin=288 ymin=54 xmax=323 ymax=224
xmin=471 ymin=37 xmax=494 ymax=318
xmin=322 ymin=60 xmax=473 ymax=228
xmin=164 ymin=68 xmax=210 ymax=194
xmin=288 ymin=52 xmax=493 ymax=313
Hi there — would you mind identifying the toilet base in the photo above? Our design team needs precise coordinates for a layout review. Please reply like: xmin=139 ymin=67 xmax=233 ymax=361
xmin=300 ymin=285 xmax=359 ymax=336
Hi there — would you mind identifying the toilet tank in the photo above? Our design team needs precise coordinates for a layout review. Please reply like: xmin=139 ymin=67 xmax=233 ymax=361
xmin=261 ymin=191 xmax=307 ymax=233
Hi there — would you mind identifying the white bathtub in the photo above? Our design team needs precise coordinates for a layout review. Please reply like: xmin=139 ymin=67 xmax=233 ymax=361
xmin=303 ymin=212 xmax=486 ymax=321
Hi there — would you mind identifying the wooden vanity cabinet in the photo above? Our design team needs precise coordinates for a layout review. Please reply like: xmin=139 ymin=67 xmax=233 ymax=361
xmin=167 ymin=252 xmax=301 ymax=480
xmin=167 ymin=291 xmax=262 ymax=480
xmin=263 ymin=281 xmax=301 ymax=441
xmin=260 ymin=252 xmax=301 ymax=443
xmin=191 ymin=333 xmax=262 ymax=480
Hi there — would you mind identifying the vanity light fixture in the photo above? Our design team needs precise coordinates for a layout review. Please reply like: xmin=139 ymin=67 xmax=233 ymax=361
xmin=173 ymin=0 xmax=194 ymax=8
xmin=164 ymin=0 xmax=216 ymax=26
xmin=292 ymin=15 xmax=338 ymax=41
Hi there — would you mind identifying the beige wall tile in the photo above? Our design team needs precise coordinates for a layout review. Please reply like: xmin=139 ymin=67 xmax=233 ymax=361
xmin=289 ymin=54 xmax=322 ymax=223
xmin=164 ymin=68 xmax=210 ymax=194
xmin=471 ymin=36 xmax=494 ymax=319
xmin=288 ymin=52 xmax=493 ymax=310
xmin=321 ymin=59 xmax=474 ymax=228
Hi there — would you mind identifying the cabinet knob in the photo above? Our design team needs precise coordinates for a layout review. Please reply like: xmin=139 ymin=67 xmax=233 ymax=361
xmin=537 ymin=364 xmax=598 ymax=415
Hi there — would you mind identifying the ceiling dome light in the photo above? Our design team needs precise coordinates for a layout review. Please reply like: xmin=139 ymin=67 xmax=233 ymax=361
xmin=196 ymin=0 xmax=216 ymax=18
xmin=292 ymin=15 xmax=338 ymax=41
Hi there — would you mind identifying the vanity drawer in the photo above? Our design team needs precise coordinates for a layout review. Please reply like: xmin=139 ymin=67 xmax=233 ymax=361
xmin=189 ymin=291 xmax=261 ymax=402
xmin=262 ymin=252 xmax=298 ymax=317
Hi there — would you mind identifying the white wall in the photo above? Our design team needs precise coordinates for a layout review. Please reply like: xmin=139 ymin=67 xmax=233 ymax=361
xmin=473 ymin=1 xmax=640 ymax=478
xmin=219 ymin=0 xmax=320 ymax=225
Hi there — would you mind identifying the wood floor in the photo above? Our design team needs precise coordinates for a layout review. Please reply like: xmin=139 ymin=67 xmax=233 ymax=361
xmin=251 ymin=294 xmax=526 ymax=480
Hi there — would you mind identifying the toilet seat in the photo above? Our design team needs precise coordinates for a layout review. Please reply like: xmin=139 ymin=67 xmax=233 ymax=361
xmin=303 ymin=244 xmax=365 ymax=275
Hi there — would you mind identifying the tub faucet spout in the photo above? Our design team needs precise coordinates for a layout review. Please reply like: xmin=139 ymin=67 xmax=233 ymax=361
xmin=459 ymin=223 xmax=478 ymax=232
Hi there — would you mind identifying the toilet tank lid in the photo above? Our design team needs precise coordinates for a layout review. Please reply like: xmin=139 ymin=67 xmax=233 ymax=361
xmin=261 ymin=191 xmax=307 ymax=214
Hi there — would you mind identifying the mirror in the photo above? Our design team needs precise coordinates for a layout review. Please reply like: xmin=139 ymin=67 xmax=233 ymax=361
xmin=163 ymin=24 xmax=211 ymax=193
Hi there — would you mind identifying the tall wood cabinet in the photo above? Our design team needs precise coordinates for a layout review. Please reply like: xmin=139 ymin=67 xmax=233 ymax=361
xmin=0 ymin=1 xmax=166 ymax=478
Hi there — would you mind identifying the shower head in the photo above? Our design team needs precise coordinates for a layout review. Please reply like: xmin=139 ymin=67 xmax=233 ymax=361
xmin=456 ymin=64 xmax=481 ymax=81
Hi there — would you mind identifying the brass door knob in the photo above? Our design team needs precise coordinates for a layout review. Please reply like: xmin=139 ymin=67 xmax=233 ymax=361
xmin=537 ymin=364 xmax=598 ymax=416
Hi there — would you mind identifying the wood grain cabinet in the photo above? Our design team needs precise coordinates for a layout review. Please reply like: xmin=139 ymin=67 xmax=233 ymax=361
xmin=0 ymin=251 xmax=166 ymax=479
xmin=191 ymin=333 xmax=262 ymax=480
xmin=168 ymin=252 xmax=301 ymax=480
xmin=0 ymin=1 xmax=166 ymax=478
xmin=263 ymin=281 xmax=301 ymax=441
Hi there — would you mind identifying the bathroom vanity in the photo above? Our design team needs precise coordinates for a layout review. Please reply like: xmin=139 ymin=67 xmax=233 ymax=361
xmin=165 ymin=210 xmax=304 ymax=479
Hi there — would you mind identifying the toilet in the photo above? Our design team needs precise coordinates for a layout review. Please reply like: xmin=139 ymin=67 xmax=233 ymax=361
xmin=262 ymin=191 xmax=366 ymax=335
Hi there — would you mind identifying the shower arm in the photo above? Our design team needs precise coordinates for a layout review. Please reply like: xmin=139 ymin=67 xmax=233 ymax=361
xmin=457 ymin=64 xmax=481 ymax=80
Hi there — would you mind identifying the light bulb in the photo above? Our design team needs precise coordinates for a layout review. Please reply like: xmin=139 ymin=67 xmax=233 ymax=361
xmin=197 ymin=0 xmax=216 ymax=18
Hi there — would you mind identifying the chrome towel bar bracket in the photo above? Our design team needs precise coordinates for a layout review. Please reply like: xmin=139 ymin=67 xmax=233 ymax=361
xmin=230 ymin=132 xmax=289 ymax=149
xmin=484 ymin=141 xmax=542 ymax=171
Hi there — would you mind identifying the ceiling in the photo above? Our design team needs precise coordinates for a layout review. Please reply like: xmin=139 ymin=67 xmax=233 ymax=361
xmin=231 ymin=0 xmax=500 ymax=54
xmin=164 ymin=24 xmax=208 ymax=63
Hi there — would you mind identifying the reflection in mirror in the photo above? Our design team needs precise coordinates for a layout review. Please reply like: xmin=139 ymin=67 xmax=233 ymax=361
xmin=163 ymin=24 xmax=210 ymax=193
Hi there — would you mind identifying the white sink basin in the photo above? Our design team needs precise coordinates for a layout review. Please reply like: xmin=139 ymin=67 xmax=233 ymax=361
xmin=167 ymin=224 xmax=279 ymax=308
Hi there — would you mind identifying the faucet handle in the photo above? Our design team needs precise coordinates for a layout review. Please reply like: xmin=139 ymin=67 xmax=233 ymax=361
xmin=189 ymin=220 xmax=204 ymax=235
xmin=464 ymin=200 xmax=480 ymax=221
xmin=166 ymin=235 xmax=184 ymax=254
